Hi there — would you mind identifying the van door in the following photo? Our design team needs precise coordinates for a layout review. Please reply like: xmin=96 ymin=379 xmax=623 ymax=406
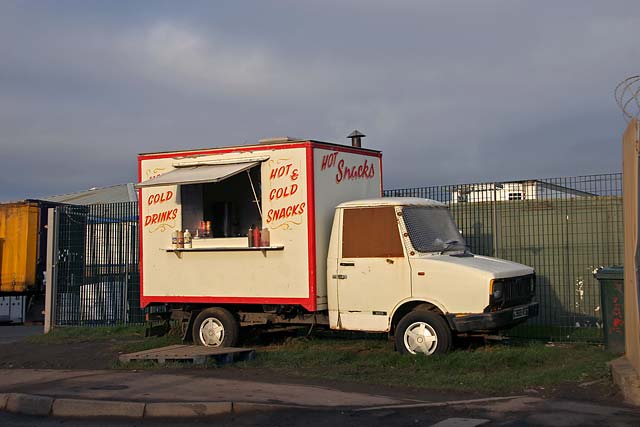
xmin=335 ymin=206 xmax=411 ymax=331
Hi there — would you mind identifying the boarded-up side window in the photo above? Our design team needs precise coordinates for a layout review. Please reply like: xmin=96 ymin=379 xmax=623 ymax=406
xmin=342 ymin=207 xmax=404 ymax=258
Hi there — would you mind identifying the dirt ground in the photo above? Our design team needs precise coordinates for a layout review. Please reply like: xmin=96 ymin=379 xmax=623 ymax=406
xmin=0 ymin=330 xmax=624 ymax=407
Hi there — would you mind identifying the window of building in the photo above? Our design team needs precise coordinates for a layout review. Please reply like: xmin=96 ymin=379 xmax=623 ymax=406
xmin=508 ymin=192 xmax=523 ymax=201
xmin=341 ymin=207 xmax=404 ymax=258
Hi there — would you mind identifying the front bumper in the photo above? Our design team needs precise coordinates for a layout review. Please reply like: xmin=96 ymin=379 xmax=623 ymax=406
xmin=447 ymin=302 xmax=539 ymax=333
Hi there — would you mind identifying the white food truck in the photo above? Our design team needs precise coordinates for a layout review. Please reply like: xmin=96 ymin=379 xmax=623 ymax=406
xmin=137 ymin=136 xmax=538 ymax=355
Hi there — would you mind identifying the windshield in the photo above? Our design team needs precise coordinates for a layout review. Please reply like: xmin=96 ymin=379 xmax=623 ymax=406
xmin=402 ymin=206 xmax=466 ymax=253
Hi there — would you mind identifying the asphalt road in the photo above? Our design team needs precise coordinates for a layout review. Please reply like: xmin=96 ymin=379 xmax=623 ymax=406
xmin=0 ymin=325 xmax=42 ymax=344
xmin=1 ymin=404 xmax=639 ymax=427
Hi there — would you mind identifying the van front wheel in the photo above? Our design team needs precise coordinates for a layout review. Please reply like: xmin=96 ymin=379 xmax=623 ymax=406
xmin=395 ymin=311 xmax=451 ymax=355
xmin=192 ymin=307 xmax=239 ymax=347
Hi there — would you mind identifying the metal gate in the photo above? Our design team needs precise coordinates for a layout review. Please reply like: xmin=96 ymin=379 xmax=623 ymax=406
xmin=51 ymin=202 xmax=144 ymax=326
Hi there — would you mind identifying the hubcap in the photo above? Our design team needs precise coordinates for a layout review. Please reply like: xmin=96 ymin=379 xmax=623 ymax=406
xmin=404 ymin=321 xmax=438 ymax=355
xmin=199 ymin=318 xmax=225 ymax=347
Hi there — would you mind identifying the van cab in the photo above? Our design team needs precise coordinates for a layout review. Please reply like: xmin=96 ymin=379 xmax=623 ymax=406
xmin=327 ymin=197 xmax=538 ymax=355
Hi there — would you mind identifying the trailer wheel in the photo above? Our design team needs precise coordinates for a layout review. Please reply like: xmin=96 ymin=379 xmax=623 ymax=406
xmin=395 ymin=310 xmax=451 ymax=355
xmin=192 ymin=307 xmax=239 ymax=347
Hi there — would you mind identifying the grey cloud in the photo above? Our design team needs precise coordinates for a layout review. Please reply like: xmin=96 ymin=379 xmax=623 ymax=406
xmin=0 ymin=1 xmax=638 ymax=200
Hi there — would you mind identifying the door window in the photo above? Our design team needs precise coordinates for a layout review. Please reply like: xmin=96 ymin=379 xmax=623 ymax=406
xmin=342 ymin=207 xmax=404 ymax=258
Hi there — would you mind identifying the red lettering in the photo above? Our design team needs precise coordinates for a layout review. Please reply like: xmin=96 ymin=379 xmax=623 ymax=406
xmin=335 ymin=159 xmax=375 ymax=184
xmin=321 ymin=152 xmax=338 ymax=170
xmin=146 ymin=190 xmax=174 ymax=206
xmin=265 ymin=202 xmax=306 ymax=224
xmin=143 ymin=208 xmax=180 ymax=228
xmin=269 ymin=184 xmax=299 ymax=201
xmin=336 ymin=159 xmax=345 ymax=183
xmin=270 ymin=163 xmax=294 ymax=180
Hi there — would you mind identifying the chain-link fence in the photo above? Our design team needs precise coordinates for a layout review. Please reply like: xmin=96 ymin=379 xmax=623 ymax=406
xmin=385 ymin=173 xmax=623 ymax=342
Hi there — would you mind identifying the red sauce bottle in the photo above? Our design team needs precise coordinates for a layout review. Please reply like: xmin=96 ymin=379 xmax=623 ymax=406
xmin=252 ymin=226 xmax=261 ymax=247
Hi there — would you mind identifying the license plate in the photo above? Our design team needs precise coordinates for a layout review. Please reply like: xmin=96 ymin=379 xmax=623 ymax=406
xmin=513 ymin=306 xmax=529 ymax=319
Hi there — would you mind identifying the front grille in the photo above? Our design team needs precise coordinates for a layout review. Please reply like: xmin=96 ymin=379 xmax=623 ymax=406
xmin=503 ymin=275 xmax=534 ymax=302
xmin=489 ymin=274 xmax=534 ymax=311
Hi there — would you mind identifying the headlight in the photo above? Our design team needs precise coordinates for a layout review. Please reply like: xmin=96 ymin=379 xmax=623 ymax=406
xmin=491 ymin=281 xmax=503 ymax=299
xmin=530 ymin=274 xmax=536 ymax=294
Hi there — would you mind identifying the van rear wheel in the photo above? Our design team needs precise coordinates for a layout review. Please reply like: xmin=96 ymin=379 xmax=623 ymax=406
xmin=192 ymin=307 xmax=239 ymax=347
xmin=395 ymin=311 xmax=451 ymax=355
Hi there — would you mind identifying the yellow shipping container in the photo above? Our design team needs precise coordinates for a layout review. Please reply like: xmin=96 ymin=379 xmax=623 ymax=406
xmin=0 ymin=202 xmax=40 ymax=293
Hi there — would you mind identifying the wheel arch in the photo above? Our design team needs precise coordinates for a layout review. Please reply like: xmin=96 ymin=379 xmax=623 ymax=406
xmin=389 ymin=299 xmax=449 ymax=336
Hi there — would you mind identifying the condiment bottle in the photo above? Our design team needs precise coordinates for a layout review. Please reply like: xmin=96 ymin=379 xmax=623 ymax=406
xmin=177 ymin=230 xmax=184 ymax=248
xmin=248 ymin=225 xmax=255 ymax=247
xmin=171 ymin=230 xmax=178 ymax=249
xmin=184 ymin=229 xmax=192 ymax=248
xmin=260 ymin=227 xmax=270 ymax=247
xmin=252 ymin=226 xmax=261 ymax=247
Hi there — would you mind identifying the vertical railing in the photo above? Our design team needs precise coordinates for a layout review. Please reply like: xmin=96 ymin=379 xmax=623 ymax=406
xmin=50 ymin=174 xmax=623 ymax=341
xmin=53 ymin=202 xmax=144 ymax=327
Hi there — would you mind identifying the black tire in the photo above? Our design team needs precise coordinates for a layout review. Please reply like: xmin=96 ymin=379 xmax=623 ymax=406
xmin=394 ymin=310 xmax=452 ymax=355
xmin=192 ymin=307 xmax=239 ymax=347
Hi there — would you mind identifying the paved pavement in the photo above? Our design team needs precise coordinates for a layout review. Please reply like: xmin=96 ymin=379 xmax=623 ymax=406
xmin=0 ymin=328 xmax=638 ymax=424
xmin=0 ymin=325 xmax=42 ymax=345
xmin=0 ymin=368 xmax=404 ymax=407
xmin=0 ymin=367 xmax=638 ymax=425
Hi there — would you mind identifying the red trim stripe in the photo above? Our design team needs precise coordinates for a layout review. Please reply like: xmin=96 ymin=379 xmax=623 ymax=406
xmin=138 ymin=160 xmax=145 ymax=308
xmin=305 ymin=145 xmax=317 ymax=312
xmin=141 ymin=295 xmax=313 ymax=308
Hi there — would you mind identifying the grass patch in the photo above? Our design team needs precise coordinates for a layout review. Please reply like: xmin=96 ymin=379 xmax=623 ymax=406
xmin=117 ymin=334 xmax=183 ymax=353
xmin=241 ymin=337 xmax=616 ymax=394
xmin=506 ymin=325 xmax=604 ymax=343
xmin=27 ymin=325 xmax=147 ymax=344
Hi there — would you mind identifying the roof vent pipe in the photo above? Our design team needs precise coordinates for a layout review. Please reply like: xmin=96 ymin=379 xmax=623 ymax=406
xmin=347 ymin=130 xmax=366 ymax=148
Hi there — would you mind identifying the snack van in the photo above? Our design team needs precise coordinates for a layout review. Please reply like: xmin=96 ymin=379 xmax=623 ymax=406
xmin=137 ymin=137 xmax=538 ymax=355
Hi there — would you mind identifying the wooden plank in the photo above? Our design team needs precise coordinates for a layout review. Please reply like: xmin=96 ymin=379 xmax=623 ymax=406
xmin=119 ymin=345 xmax=255 ymax=365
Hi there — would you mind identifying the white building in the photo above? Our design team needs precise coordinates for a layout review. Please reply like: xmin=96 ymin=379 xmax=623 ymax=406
xmin=450 ymin=180 xmax=594 ymax=203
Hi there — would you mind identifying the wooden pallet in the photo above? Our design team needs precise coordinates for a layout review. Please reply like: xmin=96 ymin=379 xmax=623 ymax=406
xmin=119 ymin=345 xmax=255 ymax=365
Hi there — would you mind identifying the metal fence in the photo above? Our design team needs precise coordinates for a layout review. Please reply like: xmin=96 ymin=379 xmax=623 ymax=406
xmin=51 ymin=174 xmax=624 ymax=342
xmin=53 ymin=202 xmax=143 ymax=326
xmin=385 ymin=173 xmax=624 ymax=342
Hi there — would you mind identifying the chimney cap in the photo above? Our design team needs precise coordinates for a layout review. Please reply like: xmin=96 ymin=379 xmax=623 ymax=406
xmin=347 ymin=130 xmax=366 ymax=138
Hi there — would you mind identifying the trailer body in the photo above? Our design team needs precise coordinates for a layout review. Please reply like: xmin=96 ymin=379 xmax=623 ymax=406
xmin=138 ymin=139 xmax=382 ymax=311
xmin=0 ymin=201 xmax=40 ymax=293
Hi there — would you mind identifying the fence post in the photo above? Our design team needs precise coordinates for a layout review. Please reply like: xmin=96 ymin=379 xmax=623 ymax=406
xmin=44 ymin=207 xmax=59 ymax=333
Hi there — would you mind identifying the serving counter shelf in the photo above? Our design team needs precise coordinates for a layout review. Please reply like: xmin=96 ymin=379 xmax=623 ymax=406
xmin=164 ymin=246 xmax=284 ymax=252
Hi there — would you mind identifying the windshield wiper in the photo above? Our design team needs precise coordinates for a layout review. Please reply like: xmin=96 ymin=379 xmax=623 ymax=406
xmin=440 ymin=240 xmax=460 ymax=255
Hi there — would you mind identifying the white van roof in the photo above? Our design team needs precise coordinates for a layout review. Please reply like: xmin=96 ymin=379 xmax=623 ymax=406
xmin=336 ymin=197 xmax=445 ymax=209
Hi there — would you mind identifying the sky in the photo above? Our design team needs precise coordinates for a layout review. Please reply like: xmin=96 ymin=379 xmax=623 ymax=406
xmin=0 ymin=1 xmax=638 ymax=201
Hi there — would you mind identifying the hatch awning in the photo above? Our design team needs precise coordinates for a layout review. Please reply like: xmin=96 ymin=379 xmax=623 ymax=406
xmin=136 ymin=160 xmax=261 ymax=189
